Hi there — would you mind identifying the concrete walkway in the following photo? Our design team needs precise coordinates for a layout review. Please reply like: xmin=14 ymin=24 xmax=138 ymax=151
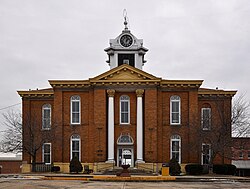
xmin=1 ymin=173 xmax=250 ymax=182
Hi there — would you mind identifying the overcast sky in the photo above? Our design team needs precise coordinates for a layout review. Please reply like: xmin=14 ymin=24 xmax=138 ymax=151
xmin=0 ymin=0 xmax=250 ymax=130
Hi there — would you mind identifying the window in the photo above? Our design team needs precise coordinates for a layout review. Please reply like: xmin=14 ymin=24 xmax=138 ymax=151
xmin=239 ymin=151 xmax=243 ymax=159
xmin=170 ymin=96 xmax=181 ymax=124
xmin=123 ymin=59 xmax=129 ymax=64
xmin=71 ymin=96 xmax=80 ymax=124
xmin=42 ymin=104 xmax=51 ymax=129
xmin=117 ymin=134 xmax=134 ymax=145
xmin=70 ymin=134 xmax=81 ymax=161
xmin=120 ymin=95 xmax=130 ymax=124
xmin=201 ymin=108 xmax=211 ymax=130
xmin=201 ymin=143 xmax=211 ymax=165
xmin=118 ymin=54 xmax=135 ymax=67
xmin=170 ymin=135 xmax=181 ymax=163
xmin=42 ymin=143 xmax=51 ymax=164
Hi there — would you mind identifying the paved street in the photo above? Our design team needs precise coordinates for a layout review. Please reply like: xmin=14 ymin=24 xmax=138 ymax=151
xmin=0 ymin=178 xmax=250 ymax=189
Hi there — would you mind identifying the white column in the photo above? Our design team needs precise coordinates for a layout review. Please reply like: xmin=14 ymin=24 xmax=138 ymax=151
xmin=106 ymin=89 xmax=115 ymax=163
xmin=136 ymin=89 xmax=145 ymax=163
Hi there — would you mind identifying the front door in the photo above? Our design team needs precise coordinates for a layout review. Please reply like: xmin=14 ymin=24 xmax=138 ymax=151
xmin=117 ymin=147 xmax=133 ymax=167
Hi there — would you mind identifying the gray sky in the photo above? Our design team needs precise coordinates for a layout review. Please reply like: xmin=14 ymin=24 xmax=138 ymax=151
xmin=0 ymin=0 xmax=250 ymax=128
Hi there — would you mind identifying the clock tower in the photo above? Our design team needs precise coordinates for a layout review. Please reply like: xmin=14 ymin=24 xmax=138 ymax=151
xmin=105 ymin=16 xmax=148 ymax=70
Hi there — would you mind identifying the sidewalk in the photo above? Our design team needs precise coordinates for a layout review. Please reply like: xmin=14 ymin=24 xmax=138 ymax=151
xmin=1 ymin=173 xmax=250 ymax=182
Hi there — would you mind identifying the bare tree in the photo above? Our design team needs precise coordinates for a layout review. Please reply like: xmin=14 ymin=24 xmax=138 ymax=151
xmin=193 ymin=94 xmax=250 ymax=165
xmin=232 ymin=93 xmax=250 ymax=137
xmin=0 ymin=110 xmax=22 ymax=153
xmin=189 ymin=111 xmax=231 ymax=165
xmin=0 ymin=110 xmax=57 ymax=172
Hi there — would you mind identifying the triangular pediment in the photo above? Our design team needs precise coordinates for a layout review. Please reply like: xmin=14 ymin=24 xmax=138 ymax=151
xmin=90 ymin=64 xmax=160 ymax=83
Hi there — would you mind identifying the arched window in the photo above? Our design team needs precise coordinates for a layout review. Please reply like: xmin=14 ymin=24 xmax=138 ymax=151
xmin=42 ymin=104 xmax=51 ymax=129
xmin=170 ymin=135 xmax=181 ymax=163
xmin=117 ymin=134 xmax=134 ymax=145
xmin=70 ymin=134 xmax=81 ymax=161
xmin=201 ymin=104 xmax=211 ymax=130
xmin=170 ymin=95 xmax=181 ymax=124
xmin=71 ymin=95 xmax=81 ymax=124
xmin=120 ymin=95 xmax=130 ymax=124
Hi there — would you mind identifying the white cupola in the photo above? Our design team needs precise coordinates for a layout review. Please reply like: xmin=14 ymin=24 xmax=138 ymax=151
xmin=104 ymin=15 xmax=148 ymax=70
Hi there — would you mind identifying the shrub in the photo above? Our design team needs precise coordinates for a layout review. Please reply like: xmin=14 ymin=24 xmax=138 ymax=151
xmin=185 ymin=164 xmax=203 ymax=175
xmin=213 ymin=164 xmax=227 ymax=174
xmin=69 ymin=156 xmax=83 ymax=173
xmin=202 ymin=164 xmax=209 ymax=174
xmin=169 ymin=158 xmax=181 ymax=176
xmin=213 ymin=164 xmax=236 ymax=175
xmin=226 ymin=164 xmax=236 ymax=175
xmin=51 ymin=166 xmax=60 ymax=172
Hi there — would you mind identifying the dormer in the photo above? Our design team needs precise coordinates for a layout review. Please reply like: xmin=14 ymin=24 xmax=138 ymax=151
xmin=105 ymin=18 xmax=148 ymax=70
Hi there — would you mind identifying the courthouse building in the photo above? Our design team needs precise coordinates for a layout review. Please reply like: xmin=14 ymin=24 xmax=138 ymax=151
xmin=18 ymin=21 xmax=236 ymax=173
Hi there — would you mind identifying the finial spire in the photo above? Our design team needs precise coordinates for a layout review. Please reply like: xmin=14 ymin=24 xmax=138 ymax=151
xmin=123 ymin=9 xmax=128 ymax=30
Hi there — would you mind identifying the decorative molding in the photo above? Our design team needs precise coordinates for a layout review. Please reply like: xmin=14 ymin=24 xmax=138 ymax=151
xmin=49 ymin=80 xmax=90 ymax=88
xmin=91 ymin=64 xmax=160 ymax=82
xmin=17 ymin=91 xmax=54 ymax=98
xmin=107 ymin=89 xmax=115 ymax=97
xmin=161 ymin=80 xmax=203 ymax=88
xmin=136 ymin=89 xmax=144 ymax=97
xmin=198 ymin=90 xmax=237 ymax=97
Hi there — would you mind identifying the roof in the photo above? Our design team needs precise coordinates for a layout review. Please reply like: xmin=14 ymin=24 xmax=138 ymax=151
xmin=17 ymin=64 xmax=236 ymax=98
xmin=17 ymin=88 xmax=54 ymax=98
xmin=0 ymin=154 xmax=22 ymax=161
xmin=49 ymin=64 xmax=203 ymax=88
xmin=232 ymin=160 xmax=250 ymax=169
xmin=198 ymin=87 xmax=237 ymax=97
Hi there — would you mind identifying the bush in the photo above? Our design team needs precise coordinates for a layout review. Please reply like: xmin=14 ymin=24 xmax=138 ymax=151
xmin=185 ymin=164 xmax=203 ymax=175
xmin=213 ymin=164 xmax=236 ymax=175
xmin=202 ymin=164 xmax=209 ymax=174
xmin=51 ymin=166 xmax=60 ymax=172
xmin=213 ymin=164 xmax=227 ymax=174
xmin=226 ymin=164 xmax=236 ymax=175
xmin=69 ymin=156 xmax=83 ymax=173
xmin=169 ymin=158 xmax=181 ymax=176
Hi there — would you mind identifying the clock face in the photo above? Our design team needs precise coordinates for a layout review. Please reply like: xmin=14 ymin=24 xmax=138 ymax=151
xmin=120 ymin=34 xmax=133 ymax=47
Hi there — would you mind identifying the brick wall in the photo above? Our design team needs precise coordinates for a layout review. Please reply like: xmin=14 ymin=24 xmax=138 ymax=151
xmin=0 ymin=161 xmax=22 ymax=174
xmin=21 ymin=86 xmax=234 ymax=168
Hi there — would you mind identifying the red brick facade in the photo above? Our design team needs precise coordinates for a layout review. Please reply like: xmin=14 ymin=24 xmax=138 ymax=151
xmin=232 ymin=138 xmax=250 ymax=160
xmin=0 ymin=161 xmax=22 ymax=174
xmin=18 ymin=64 xmax=236 ymax=172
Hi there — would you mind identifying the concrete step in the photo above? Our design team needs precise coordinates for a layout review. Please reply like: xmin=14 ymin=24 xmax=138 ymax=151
xmin=102 ymin=167 xmax=154 ymax=175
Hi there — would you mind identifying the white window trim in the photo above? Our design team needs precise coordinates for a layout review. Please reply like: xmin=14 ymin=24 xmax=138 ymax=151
xmin=70 ymin=135 xmax=81 ymax=162
xmin=201 ymin=143 xmax=211 ymax=165
xmin=201 ymin=108 xmax=211 ymax=130
xmin=42 ymin=104 xmax=51 ymax=130
xmin=170 ymin=135 xmax=181 ymax=163
xmin=70 ymin=96 xmax=81 ymax=125
xmin=170 ymin=96 xmax=181 ymax=125
xmin=120 ymin=95 xmax=130 ymax=124
xmin=42 ymin=143 xmax=51 ymax=165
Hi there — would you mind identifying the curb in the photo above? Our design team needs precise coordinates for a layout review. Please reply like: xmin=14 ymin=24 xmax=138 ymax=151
xmin=43 ymin=175 xmax=176 ymax=182
xmin=1 ymin=174 xmax=250 ymax=182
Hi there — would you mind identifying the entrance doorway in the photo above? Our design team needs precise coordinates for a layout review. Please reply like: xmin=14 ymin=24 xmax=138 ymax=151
xmin=117 ymin=148 xmax=133 ymax=167
xmin=117 ymin=134 xmax=134 ymax=167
